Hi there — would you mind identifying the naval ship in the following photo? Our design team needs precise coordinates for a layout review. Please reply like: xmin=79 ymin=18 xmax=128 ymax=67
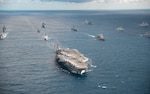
xmin=84 ymin=20 xmax=92 ymax=25
xmin=55 ymin=45 xmax=89 ymax=75
xmin=0 ymin=25 xmax=8 ymax=40
xmin=96 ymin=33 xmax=105 ymax=41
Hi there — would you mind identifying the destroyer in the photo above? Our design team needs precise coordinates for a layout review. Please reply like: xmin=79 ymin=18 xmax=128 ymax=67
xmin=0 ymin=25 xmax=8 ymax=40
xmin=143 ymin=32 xmax=150 ymax=38
xmin=55 ymin=45 xmax=89 ymax=75
xmin=84 ymin=20 xmax=92 ymax=25
xmin=71 ymin=25 xmax=77 ymax=31
xmin=43 ymin=34 xmax=48 ymax=41
xmin=139 ymin=22 xmax=149 ymax=27
xmin=116 ymin=26 xmax=124 ymax=31
xmin=96 ymin=33 xmax=105 ymax=41
xmin=42 ymin=22 xmax=46 ymax=28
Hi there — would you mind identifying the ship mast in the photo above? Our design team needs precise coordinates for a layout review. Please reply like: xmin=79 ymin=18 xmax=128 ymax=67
xmin=3 ymin=25 xmax=6 ymax=33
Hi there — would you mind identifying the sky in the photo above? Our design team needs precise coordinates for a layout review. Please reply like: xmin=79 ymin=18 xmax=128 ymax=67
xmin=0 ymin=0 xmax=150 ymax=10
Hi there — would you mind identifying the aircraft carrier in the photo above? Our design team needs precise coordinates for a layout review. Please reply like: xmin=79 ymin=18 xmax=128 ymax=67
xmin=55 ymin=46 xmax=89 ymax=75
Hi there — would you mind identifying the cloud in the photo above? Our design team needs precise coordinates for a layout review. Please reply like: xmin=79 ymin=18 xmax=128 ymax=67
xmin=0 ymin=0 xmax=150 ymax=10
xmin=40 ymin=0 xmax=92 ymax=3
xmin=1 ymin=0 xmax=148 ymax=4
xmin=92 ymin=0 xmax=105 ymax=3
xmin=0 ymin=0 xmax=3 ymax=2
xmin=40 ymin=0 xmax=150 ymax=3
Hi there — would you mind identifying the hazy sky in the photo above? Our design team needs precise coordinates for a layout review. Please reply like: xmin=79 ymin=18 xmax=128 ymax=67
xmin=0 ymin=0 xmax=150 ymax=10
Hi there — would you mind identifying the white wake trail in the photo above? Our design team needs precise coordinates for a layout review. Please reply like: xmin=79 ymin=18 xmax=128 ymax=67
xmin=87 ymin=58 xmax=97 ymax=72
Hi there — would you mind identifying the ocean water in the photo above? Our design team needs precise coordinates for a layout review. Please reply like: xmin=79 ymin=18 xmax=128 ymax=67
xmin=0 ymin=10 xmax=150 ymax=94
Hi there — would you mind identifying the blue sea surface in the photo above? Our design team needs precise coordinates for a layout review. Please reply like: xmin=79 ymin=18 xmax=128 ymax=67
xmin=0 ymin=10 xmax=150 ymax=94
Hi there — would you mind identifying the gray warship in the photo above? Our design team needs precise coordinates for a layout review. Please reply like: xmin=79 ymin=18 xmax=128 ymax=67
xmin=71 ymin=25 xmax=77 ymax=31
xmin=96 ymin=33 xmax=105 ymax=41
xmin=55 ymin=45 xmax=89 ymax=75
xmin=84 ymin=20 xmax=92 ymax=25
xmin=0 ymin=25 xmax=8 ymax=40
xmin=116 ymin=26 xmax=124 ymax=31
xmin=139 ymin=22 xmax=149 ymax=27
xmin=143 ymin=32 xmax=150 ymax=38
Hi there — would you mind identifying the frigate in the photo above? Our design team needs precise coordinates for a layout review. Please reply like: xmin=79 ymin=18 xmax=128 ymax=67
xmin=96 ymin=33 xmax=105 ymax=41
xmin=0 ymin=26 xmax=8 ymax=40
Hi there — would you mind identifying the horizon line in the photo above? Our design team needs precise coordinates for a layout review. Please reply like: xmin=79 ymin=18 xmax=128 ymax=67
xmin=0 ymin=9 xmax=150 ymax=11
